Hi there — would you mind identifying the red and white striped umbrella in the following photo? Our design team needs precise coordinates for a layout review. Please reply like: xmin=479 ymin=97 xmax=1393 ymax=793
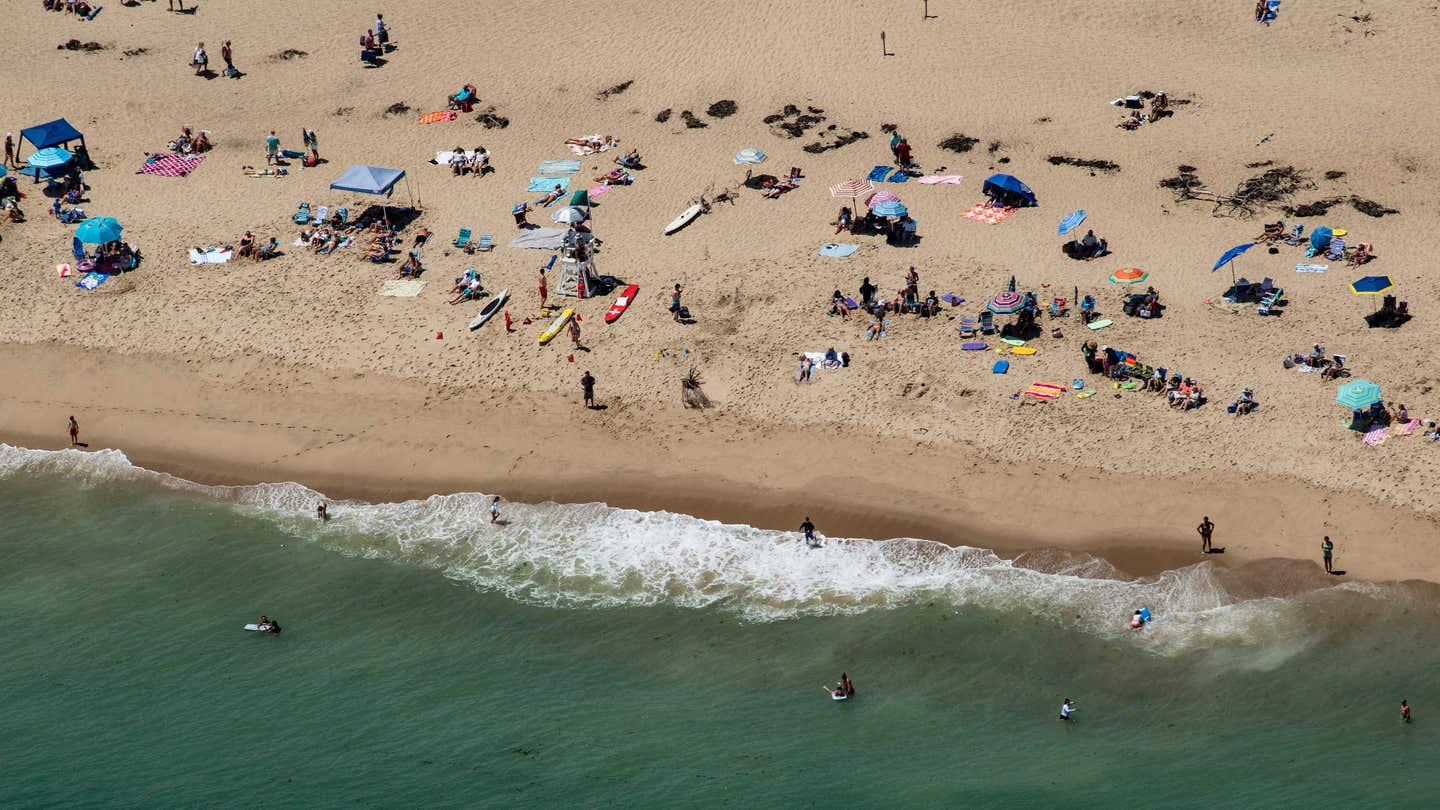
xmin=829 ymin=178 xmax=877 ymax=200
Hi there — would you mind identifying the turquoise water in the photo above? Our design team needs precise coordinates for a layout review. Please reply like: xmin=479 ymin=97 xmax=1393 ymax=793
xmin=4 ymin=446 xmax=1440 ymax=807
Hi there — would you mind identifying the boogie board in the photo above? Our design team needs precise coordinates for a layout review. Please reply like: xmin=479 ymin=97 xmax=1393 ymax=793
xmin=1010 ymin=346 xmax=1036 ymax=355
xmin=1087 ymin=319 xmax=1113 ymax=330
xmin=469 ymin=288 xmax=508 ymax=330
xmin=605 ymin=284 xmax=639 ymax=323
xmin=1001 ymin=337 xmax=1026 ymax=346
xmin=961 ymin=342 xmax=987 ymax=350
xmin=537 ymin=308 xmax=574 ymax=345
xmin=664 ymin=204 xmax=703 ymax=235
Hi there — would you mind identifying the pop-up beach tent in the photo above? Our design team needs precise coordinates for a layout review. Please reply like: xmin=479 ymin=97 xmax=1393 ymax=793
xmin=330 ymin=165 xmax=406 ymax=197
xmin=982 ymin=174 xmax=1037 ymax=207
xmin=19 ymin=118 xmax=86 ymax=157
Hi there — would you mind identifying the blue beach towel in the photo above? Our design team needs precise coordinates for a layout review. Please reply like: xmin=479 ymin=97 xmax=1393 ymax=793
xmin=819 ymin=243 xmax=860 ymax=258
xmin=75 ymin=271 xmax=109 ymax=291
xmin=867 ymin=165 xmax=891 ymax=182
xmin=888 ymin=171 xmax=909 ymax=183
xmin=527 ymin=176 xmax=571 ymax=193
xmin=537 ymin=159 xmax=581 ymax=175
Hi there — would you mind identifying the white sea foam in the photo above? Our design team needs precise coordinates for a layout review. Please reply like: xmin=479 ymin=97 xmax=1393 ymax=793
xmin=0 ymin=443 xmax=1381 ymax=656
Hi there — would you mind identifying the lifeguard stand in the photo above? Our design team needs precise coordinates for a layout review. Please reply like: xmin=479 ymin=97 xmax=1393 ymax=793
xmin=556 ymin=229 xmax=599 ymax=298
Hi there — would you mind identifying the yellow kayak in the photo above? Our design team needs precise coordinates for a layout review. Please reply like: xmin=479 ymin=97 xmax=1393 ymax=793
xmin=537 ymin=308 xmax=574 ymax=345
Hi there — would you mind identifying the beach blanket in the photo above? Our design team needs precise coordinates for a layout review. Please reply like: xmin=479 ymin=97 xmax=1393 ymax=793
xmin=819 ymin=243 xmax=860 ymax=258
xmin=188 ymin=247 xmax=233 ymax=265
xmin=887 ymin=171 xmax=909 ymax=183
xmin=75 ymin=271 xmax=109 ymax=291
xmin=566 ymin=134 xmax=614 ymax=156
xmin=527 ymin=176 xmax=571 ymax=193
xmin=433 ymin=150 xmax=478 ymax=165
xmin=588 ymin=185 xmax=612 ymax=199
xmin=507 ymin=228 xmax=569 ymax=249
xmin=379 ymin=279 xmax=426 ymax=297
xmin=963 ymin=203 xmax=1017 ymax=224
xmin=1022 ymin=382 xmax=1064 ymax=400
xmin=803 ymin=352 xmax=845 ymax=370
xmin=1295 ymin=263 xmax=1328 ymax=273
xmin=917 ymin=175 xmax=963 ymax=185
xmin=867 ymin=165 xmax=891 ymax=182
xmin=993 ymin=360 xmax=1009 ymax=374
xmin=417 ymin=111 xmax=458 ymax=125
xmin=537 ymin=159 xmax=581 ymax=175
xmin=138 ymin=153 xmax=205 ymax=177
xmin=1397 ymin=419 xmax=1421 ymax=437
xmin=1364 ymin=425 xmax=1388 ymax=446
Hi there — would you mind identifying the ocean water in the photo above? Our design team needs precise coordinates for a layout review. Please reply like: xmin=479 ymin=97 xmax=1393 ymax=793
xmin=4 ymin=445 xmax=1440 ymax=807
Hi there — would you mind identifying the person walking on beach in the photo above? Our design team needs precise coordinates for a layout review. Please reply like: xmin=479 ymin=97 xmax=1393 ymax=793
xmin=1059 ymin=698 xmax=1077 ymax=722
xmin=800 ymin=516 xmax=817 ymax=547
xmin=375 ymin=13 xmax=390 ymax=49
xmin=303 ymin=129 xmax=319 ymax=161
xmin=221 ymin=40 xmax=239 ymax=78
xmin=490 ymin=496 xmax=501 ymax=524
xmin=670 ymin=283 xmax=683 ymax=322
xmin=264 ymin=131 xmax=280 ymax=165
xmin=192 ymin=42 xmax=208 ymax=76
xmin=1321 ymin=536 xmax=1335 ymax=574
xmin=68 ymin=415 xmax=79 ymax=447
xmin=4 ymin=133 xmax=14 ymax=169
xmin=1197 ymin=516 xmax=1214 ymax=553
xmin=1402 ymin=699 xmax=1412 ymax=723
xmin=581 ymin=371 xmax=596 ymax=408
xmin=568 ymin=315 xmax=582 ymax=348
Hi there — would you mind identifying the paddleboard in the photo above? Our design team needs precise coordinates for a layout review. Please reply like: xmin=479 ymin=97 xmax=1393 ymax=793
xmin=605 ymin=284 xmax=639 ymax=323
xmin=1001 ymin=337 xmax=1026 ymax=346
xmin=664 ymin=204 xmax=703 ymax=235
xmin=1010 ymin=346 xmax=1037 ymax=355
xmin=1087 ymin=319 xmax=1113 ymax=330
xmin=537 ymin=308 xmax=574 ymax=345
xmin=469 ymin=288 xmax=508 ymax=330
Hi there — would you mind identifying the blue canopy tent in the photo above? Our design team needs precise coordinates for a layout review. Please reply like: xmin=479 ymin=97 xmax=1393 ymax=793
xmin=19 ymin=118 xmax=86 ymax=161
xmin=330 ymin=165 xmax=406 ymax=196
xmin=982 ymin=174 xmax=1037 ymax=208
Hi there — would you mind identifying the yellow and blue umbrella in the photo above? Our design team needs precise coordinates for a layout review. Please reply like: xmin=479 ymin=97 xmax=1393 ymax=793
xmin=1335 ymin=379 xmax=1382 ymax=410
xmin=1349 ymin=275 xmax=1394 ymax=295
xmin=75 ymin=216 xmax=124 ymax=244
xmin=733 ymin=148 xmax=766 ymax=165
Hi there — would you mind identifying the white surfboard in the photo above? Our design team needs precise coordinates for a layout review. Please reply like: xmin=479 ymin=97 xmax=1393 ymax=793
xmin=469 ymin=288 xmax=509 ymax=330
xmin=664 ymin=204 xmax=703 ymax=235
xmin=244 ymin=624 xmax=263 ymax=632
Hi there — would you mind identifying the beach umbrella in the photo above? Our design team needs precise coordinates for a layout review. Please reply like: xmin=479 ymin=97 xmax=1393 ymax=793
xmin=829 ymin=178 xmax=876 ymax=201
xmin=1335 ymin=379 xmax=1382 ymax=410
xmin=552 ymin=206 xmax=588 ymax=224
xmin=988 ymin=291 xmax=1025 ymax=314
xmin=1058 ymin=209 xmax=1086 ymax=236
xmin=864 ymin=190 xmax=900 ymax=207
xmin=28 ymin=147 xmax=72 ymax=169
xmin=871 ymin=200 xmax=908 ymax=218
xmin=1349 ymin=275 xmax=1394 ymax=295
xmin=1109 ymin=267 xmax=1148 ymax=285
xmin=733 ymin=148 xmax=766 ymax=165
xmin=74 ymin=216 xmax=123 ymax=244
xmin=1212 ymin=241 xmax=1257 ymax=286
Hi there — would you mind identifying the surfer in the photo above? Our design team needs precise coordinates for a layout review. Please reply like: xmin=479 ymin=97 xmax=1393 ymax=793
xmin=1197 ymin=516 xmax=1214 ymax=553
xmin=490 ymin=496 xmax=501 ymax=524
xmin=800 ymin=516 xmax=817 ymax=547
xmin=1059 ymin=698 xmax=1076 ymax=722
xmin=255 ymin=615 xmax=280 ymax=633
xmin=840 ymin=673 xmax=855 ymax=697
xmin=316 ymin=501 xmax=329 ymax=521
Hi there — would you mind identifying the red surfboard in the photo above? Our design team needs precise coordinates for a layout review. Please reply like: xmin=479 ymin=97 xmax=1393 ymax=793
xmin=605 ymin=284 xmax=639 ymax=323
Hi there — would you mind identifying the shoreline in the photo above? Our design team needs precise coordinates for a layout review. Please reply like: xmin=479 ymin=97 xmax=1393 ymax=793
xmin=5 ymin=341 xmax=1437 ymax=583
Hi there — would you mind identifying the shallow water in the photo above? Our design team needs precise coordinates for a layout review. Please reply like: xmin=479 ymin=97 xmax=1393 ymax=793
xmin=4 ymin=445 xmax=1439 ymax=807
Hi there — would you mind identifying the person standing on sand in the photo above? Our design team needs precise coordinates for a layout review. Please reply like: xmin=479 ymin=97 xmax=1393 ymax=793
xmin=568 ymin=315 xmax=582 ymax=348
xmin=1321 ymin=536 xmax=1335 ymax=573
xmin=1198 ymin=516 xmax=1214 ymax=553
xmin=1402 ymin=699 xmax=1412 ymax=723
xmin=490 ymin=496 xmax=501 ymax=524
xmin=304 ymin=129 xmax=319 ymax=161
xmin=265 ymin=131 xmax=280 ymax=165
xmin=4 ymin=133 xmax=14 ymax=169
xmin=581 ymin=371 xmax=595 ymax=408
xmin=375 ymin=13 xmax=390 ymax=49
xmin=538 ymin=264 xmax=548 ymax=310
xmin=192 ymin=43 xmax=208 ymax=76
xmin=221 ymin=41 xmax=239 ymax=78
xmin=670 ymin=283 xmax=683 ymax=322
xmin=68 ymin=415 xmax=79 ymax=447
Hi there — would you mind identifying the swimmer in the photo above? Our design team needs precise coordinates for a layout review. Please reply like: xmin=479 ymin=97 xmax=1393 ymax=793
xmin=1402 ymin=699 xmax=1412 ymax=723
xmin=840 ymin=672 xmax=855 ymax=697
xmin=1059 ymin=698 xmax=1076 ymax=722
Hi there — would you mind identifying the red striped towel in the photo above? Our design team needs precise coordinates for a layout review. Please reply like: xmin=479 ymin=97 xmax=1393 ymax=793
xmin=137 ymin=154 xmax=205 ymax=177
xmin=1022 ymin=382 xmax=1064 ymax=400
xmin=417 ymin=111 xmax=458 ymax=125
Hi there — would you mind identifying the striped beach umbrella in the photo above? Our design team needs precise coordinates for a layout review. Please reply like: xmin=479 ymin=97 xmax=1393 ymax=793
xmin=864 ymin=190 xmax=900 ymax=207
xmin=871 ymin=200 xmax=908 ymax=218
xmin=1335 ymin=379 xmax=1382 ymax=410
xmin=1058 ymin=209 xmax=1086 ymax=236
xmin=829 ymin=178 xmax=876 ymax=200
xmin=28 ymin=147 xmax=72 ymax=169
xmin=1109 ymin=267 xmax=1148 ymax=285
xmin=988 ymin=291 xmax=1025 ymax=314
xmin=733 ymin=148 xmax=766 ymax=165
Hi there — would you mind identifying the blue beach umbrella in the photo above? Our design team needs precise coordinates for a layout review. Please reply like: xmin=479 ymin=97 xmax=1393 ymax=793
xmin=27 ymin=147 xmax=72 ymax=169
xmin=871 ymin=200 xmax=908 ymax=218
xmin=75 ymin=216 xmax=124 ymax=244
xmin=1335 ymin=379 xmax=1382 ymax=410
xmin=1212 ymin=241 xmax=1257 ymax=286
xmin=1349 ymin=275 xmax=1394 ymax=295
xmin=1058 ymin=209 xmax=1086 ymax=236
xmin=733 ymin=148 xmax=766 ymax=165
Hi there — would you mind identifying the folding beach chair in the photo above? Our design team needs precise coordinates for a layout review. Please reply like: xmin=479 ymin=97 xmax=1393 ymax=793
xmin=311 ymin=206 xmax=329 ymax=226
xmin=1048 ymin=298 xmax=1068 ymax=318
xmin=959 ymin=317 xmax=978 ymax=338
xmin=453 ymin=227 xmax=472 ymax=248
xmin=333 ymin=207 xmax=349 ymax=227
xmin=473 ymin=234 xmax=494 ymax=252
xmin=979 ymin=310 xmax=997 ymax=334
xmin=291 ymin=202 xmax=311 ymax=224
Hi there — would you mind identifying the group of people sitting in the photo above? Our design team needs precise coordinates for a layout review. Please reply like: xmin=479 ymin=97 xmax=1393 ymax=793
xmin=43 ymin=0 xmax=97 ymax=15
xmin=0 ymin=176 xmax=24 ymax=222
xmin=169 ymin=127 xmax=212 ymax=155
xmin=82 ymin=239 xmax=143 ymax=272
xmin=236 ymin=230 xmax=279 ymax=260
xmin=1116 ymin=91 xmax=1169 ymax=130
xmin=1082 ymin=341 xmax=1206 ymax=410
xmin=447 ymin=145 xmax=491 ymax=176
xmin=1287 ymin=344 xmax=1351 ymax=379
xmin=839 ymin=269 xmax=947 ymax=321
xmin=1123 ymin=287 xmax=1164 ymax=319
xmin=1257 ymin=221 xmax=1375 ymax=266
xmin=832 ymin=206 xmax=915 ymax=244
xmin=1351 ymin=400 xmax=1412 ymax=433
xmin=1366 ymin=294 xmax=1411 ymax=329
xmin=448 ymin=268 xmax=484 ymax=304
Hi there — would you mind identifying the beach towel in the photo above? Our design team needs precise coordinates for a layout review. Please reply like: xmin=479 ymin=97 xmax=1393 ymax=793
xmin=1397 ymin=419 xmax=1421 ymax=437
xmin=803 ymin=352 xmax=844 ymax=370
xmin=188 ymin=247 xmax=233 ymax=265
xmin=527 ymin=176 xmax=571 ymax=193
xmin=1295 ymin=263 xmax=1328 ymax=273
xmin=417 ymin=111 xmax=458 ymax=125
xmin=537 ymin=159 xmax=581 ymax=175
xmin=962 ymin=203 xmax=1017 ymax=224
xmin=137 ymin=153 xmax=205 ymax=177
xmin=433 ymin=150 xmax=478 ymax=165
xmin=917 ymin=175 xmax=963 ymax=185
xmin=819 ymin=243 xmax=860 ymax=258
xmin=1364 ymin=425 xmax=1388 ymax=446
xmin=379 ymin=279 xmax=426 ymax=297
xmin=867 ymin=166 xmax=891 ymax=182
xmin=1023 ymin=382 xmax=1064 ymax=400
xmin=887 ymin=171 xmax=909 ymax=183
xmin=566 ymin=134 xmax=614 ymax=156
xmin=75 ymin=271 xmax=109 ymax=291
xmin=588 ymin=185 xmax=612 ymax=199
xmin=507 ymin=228 xmax=569 ymax=249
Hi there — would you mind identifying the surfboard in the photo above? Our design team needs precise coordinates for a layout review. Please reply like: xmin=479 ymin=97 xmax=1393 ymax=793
xmin=1087 ymin=319 xmax=1113 ymax=330
xmin=468 ymin=288 xmax=508 ymax=330
xmin=605 ymin=284 xmax=639 ymax=323
xmin=664 ymin=204 xmax=703 ymax=235
xmin=1001 ymin=337 xmax=1026 ymax=346
xmin=244 ymin=624 xmax=277 ymax=633
xmin=1010 ymin=346 xmax=1036 ymax=355
xmin=537 ymin=308 xmax=574 ymax=345
xmin=832 ymin=694 xmax=848 ymax=701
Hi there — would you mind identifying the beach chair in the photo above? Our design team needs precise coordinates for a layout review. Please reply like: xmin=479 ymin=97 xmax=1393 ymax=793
xmin=959 ymin=317 xmax=978 ymax=338
xmin=311 ymin=206 xmax=329 ymax=226
xmin=979 ymin=311 xmax=997 ymax=334
xmin=1048 ymin=298 xmax=1068 ymax=318
xmin=1258 ymin=286 xmax=1283 ymax=316
xmin=473 ymin=233 xmax=494 ymax=252
xmin=333 ymin=207 xmax=349 ymax=228
xmin=453 ymin=227 xmax=472 ymax=248
xmin=291 ymin=202 xmax=311 ymax=224
xmin=1282 ymin=224 xmax=1306 ymax=246
xmin=1325 ymin=238 xmax=1346 ymax=262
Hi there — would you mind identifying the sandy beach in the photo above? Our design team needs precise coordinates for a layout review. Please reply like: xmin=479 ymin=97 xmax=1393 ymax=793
xmin=4 ymin=1 xmax=1440 ymax=582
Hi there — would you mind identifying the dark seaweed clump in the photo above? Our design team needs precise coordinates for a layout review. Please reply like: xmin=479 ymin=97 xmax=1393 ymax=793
xmin=706 ymin=100 xmax=737 ymax=118
xmin=1047 ymin=155 xmax=1120 ymax=173
xmin=654 ymin=108 xmax=672 ymax=123
xmin=680 ymin=111 xmax=707 ymax=129
xmin=939 ymin=134 xmax=979 ymax=153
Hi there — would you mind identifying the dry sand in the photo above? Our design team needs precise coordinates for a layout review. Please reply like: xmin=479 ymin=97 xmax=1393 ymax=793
xmin=3 ymin=1 xmax=1439 ymax=581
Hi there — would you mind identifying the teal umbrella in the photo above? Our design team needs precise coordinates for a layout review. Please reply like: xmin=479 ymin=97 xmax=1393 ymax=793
xmin=1335 ymin=379 xmax=1382 ymax=410
xmin=28 ymin=147 xmax=72 ymax=169
xmin=75 ymin=216 xmax=124 ymax=244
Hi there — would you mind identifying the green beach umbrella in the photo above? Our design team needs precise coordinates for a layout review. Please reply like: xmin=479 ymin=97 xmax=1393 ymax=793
xmin=1335 ymin=379 xmax=1382 ymax=410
